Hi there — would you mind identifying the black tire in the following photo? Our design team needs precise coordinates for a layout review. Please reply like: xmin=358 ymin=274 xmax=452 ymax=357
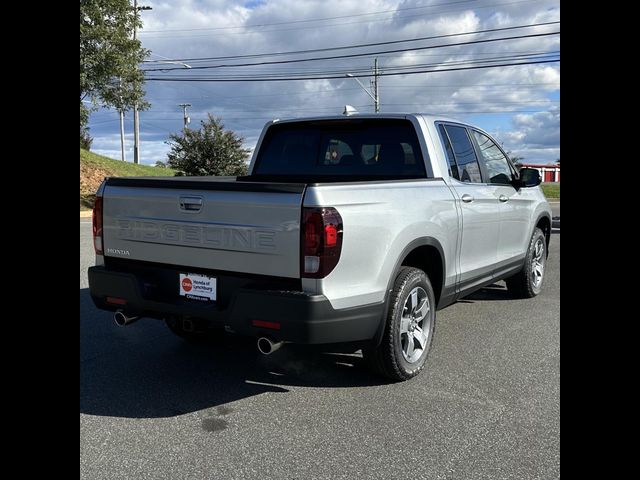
xmin=506 ymin=227 xmax=547 ymax=298
xmin=363 ymin=267 xmax=436 ymax=382
xmin=165 ymin=317 xmax=224 ymax=344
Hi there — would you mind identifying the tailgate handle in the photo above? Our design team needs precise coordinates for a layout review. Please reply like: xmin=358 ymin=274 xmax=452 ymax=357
xmin=179 ymin=196 xmax=203 ymax=212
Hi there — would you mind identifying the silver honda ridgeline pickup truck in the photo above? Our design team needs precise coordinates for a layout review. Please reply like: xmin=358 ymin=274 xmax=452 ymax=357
xmin=88 ymin=114 xmax=552 ymax=381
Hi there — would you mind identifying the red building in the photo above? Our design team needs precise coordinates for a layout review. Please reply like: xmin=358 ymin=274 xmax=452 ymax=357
xmin=520 ymin=163 xmax=560 ymax=183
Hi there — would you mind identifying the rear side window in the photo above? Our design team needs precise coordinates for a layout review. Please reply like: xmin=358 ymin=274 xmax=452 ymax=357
xmin=438 ymin=124 xmax=459 ymax=180
xmin=441 ymin=125 xmax=482 ymax=183
xmin=254 ymin=119 xmax=427 ymax=178
xmin=471 ymin=130 xmax=514 ymax=185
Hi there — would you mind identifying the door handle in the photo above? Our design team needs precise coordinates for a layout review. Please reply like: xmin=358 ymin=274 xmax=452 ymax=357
xmin=179 ymin=196 xmax=203 ymax=212
xmin=461 ymin=194 xmax=474 ymax=203
xmin=499 ymin=195 xmax=509 ymax=202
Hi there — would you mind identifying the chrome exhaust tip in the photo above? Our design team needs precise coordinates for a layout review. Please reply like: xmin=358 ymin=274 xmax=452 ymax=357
xmin=257 ymin=336 xmax=283 ymax=355
xmin=114 ymin=310 xmax=140 ymax=327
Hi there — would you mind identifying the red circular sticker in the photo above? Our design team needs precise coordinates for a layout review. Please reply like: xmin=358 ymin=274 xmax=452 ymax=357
xmin=182 ymin=277 xmax=192 ymax=292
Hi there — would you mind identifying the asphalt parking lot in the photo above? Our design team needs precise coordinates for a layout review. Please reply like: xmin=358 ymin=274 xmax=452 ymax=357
xmin=81 ymin=219 xmax=559 ymax=479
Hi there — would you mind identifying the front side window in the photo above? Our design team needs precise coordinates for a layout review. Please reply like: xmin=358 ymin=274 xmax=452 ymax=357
xmin=442 ymin=125 xmax=482 ymax=183
xmin=471 ymin=130 xmax=513 ymax=185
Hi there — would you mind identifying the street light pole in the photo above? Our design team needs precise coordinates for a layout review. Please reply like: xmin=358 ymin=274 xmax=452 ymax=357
xmin=132 ymin=0 xmax=152 ymax=164
xmin=346 ymin=58 xmax=380 ymax=113
xmin=146 ymin=53 xmax=192 ymax=70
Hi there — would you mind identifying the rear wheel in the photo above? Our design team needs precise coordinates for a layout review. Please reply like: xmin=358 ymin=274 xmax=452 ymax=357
xmin=506 ymin=227 xmax=547 ymax=298
xmin=363 ymin=267 xmax=436 ymax=381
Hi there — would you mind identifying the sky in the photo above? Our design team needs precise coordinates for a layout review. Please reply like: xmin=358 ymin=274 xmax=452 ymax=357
xmin=87 ymin=0 xmax=560 ymax=166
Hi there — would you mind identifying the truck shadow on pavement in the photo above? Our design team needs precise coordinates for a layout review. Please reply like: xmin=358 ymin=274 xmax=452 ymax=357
xmin=80 ymin=289 xmax=387 ymax=419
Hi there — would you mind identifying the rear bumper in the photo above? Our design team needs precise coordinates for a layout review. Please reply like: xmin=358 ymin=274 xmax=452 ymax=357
xmin=88 ymin=266 xmax=383 ymax=345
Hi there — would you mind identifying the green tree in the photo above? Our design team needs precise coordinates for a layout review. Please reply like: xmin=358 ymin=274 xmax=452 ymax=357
xmin=80 ymin=103 xmax=93 ymax=149
xmin=80 ymin=125 xmax=93 ymax=150
xmin=80 ymin=0 xmax=150 ymax=134
xmin=166 ymin=115 xmax=250 ymax=176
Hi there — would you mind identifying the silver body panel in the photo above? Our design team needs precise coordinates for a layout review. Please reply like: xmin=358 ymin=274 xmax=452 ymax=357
xmin=99 ymin=113 xmax=552 ymax=309
xmin=101 ymin=185 xmax=303 ymax=278
xmin=302 ymin=179 xmax=459 ymax=309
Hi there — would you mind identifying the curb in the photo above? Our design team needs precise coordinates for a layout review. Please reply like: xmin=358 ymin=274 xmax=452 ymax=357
xmin=80 ymin=211 xmax=92 ymax=218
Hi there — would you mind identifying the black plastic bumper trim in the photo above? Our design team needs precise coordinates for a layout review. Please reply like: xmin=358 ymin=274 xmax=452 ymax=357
xmin=88 ymin=266 xmax=384 ymax=345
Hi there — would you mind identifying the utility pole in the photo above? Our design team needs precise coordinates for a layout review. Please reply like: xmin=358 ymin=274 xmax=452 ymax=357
xmin=119 ymin=110 xmax=126 ymax=162
xmin=179 ymin=103 xmax=191 ymax=130
xmin=114 ymin=77 xmax=127 ymax=161
xmin=346 ymin=58 xmax=380 ymax=113
xmin=132 ymin=0 xmax=152 ymax=164
xmin=372 ymin=58 xmax=380 ymax=113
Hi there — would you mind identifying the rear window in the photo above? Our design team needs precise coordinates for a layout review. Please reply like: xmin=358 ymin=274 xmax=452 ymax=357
xmin=253 ymin=119 xmax=427 ymax=179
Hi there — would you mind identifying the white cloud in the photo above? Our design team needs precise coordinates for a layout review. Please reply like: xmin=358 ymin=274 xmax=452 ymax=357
xmin=494 ymin=106 xmax=560 ymax=163
xmin=88 ymin=0 xmax=560 ymax=165
xmin=512 ymin=106 xmax=560 ymax=146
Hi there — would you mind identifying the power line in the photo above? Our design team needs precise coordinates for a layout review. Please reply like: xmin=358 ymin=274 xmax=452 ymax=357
xmin=375 ymin=48 xmax=560 ymax=59
xmin=95 ymin=109 xmax=557 ymax=124
xmin=169 ymin=51 xmax=558 ymax=78
xmin=139 ymin=0 xmax=549 ymax=38
xmin=92 ymin=100 xmax=560 ymax=119
xmin=145 ymin=57 xmax=560 ymax=82
xmin=90 ymin=119 xmax=121 ymax=125
xmin=142 ymin=31 xmax=560 ymax=72
xmin=92 ymin=100 xmax=560 ymax=117
xmin=372 ymin=82 xmax=559 ymax=88
xmin=381 ymin=100 xmax=560 ymax=106
xmin=144 ymin=82 xmax=559 ymax=102
xmin=142 ymin=20 xmax=560 ymax=65
xmin=377 ymin=51 xmax=559 ymax=73
xmin=143 ymin=32 xmax=559 ymax=73
xmin=139 ymin=120 xmax=174 ymax=134
xmin=140 ymin=0 xmax=479 ymax=34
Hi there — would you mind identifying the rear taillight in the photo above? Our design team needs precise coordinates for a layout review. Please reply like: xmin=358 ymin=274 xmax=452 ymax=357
xmin=92 ymin=196 xmax=103 ymax=255
xmin=301 ymin=207 xmax=343 ymax=278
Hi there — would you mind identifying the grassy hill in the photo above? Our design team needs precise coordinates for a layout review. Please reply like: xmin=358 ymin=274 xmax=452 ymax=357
xmin=541 ymin=182 xmax=560 ymax=200
xmin=80 ymin=149 xmax=175 ymax=210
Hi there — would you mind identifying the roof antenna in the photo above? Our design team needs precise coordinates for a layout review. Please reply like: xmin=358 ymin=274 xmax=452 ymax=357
xmin=343 ymin=105 xmax=358 ymax=116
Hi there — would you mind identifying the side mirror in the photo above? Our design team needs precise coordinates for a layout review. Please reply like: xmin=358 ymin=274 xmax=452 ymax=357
xmin=517 ymin=167 xmax=542 ymax=188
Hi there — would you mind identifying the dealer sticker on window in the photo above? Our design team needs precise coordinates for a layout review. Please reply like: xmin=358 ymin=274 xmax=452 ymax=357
xmin=179 ymin=273 xmax=217 ymax=302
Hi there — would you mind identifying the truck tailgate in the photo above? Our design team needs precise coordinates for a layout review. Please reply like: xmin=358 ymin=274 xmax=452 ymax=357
xmin=101 ymin=177 xmax=305 ymax=278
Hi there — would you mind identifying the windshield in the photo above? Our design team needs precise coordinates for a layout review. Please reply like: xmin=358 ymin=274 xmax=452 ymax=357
xmin=252 ymin=119 xmax=427 ymax=180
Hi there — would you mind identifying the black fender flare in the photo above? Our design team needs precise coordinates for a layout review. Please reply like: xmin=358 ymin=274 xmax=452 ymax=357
xmin=533 ymin=211 xmax=552 ymax=231
xmin=370 ymin=237 xmax=446 ymax=348
xmin=532 ymin=211 xmax=552 ymax=251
